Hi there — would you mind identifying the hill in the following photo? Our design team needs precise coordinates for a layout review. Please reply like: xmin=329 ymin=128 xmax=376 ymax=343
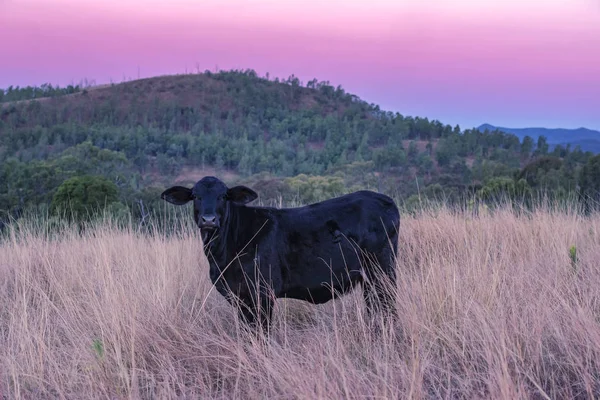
xmin=1 ymin=69 xmax=599 ymax=226
xmin=477 ymin=123 xmax=600 ymax=153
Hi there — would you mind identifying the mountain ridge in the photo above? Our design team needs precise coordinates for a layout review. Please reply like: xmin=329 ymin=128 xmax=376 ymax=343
xmin=477 ymin=124 xmax=600 ymax=153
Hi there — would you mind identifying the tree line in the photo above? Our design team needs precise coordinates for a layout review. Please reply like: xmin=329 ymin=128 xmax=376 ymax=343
xmin=0 ymin=83 xmax=82 ymax=103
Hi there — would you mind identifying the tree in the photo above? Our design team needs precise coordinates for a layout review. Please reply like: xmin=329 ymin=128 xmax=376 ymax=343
xmin=284 ymin=174 xmax=345 ymax=204
xmin=477 ymin=177 xmax=531 ymax=203
xmin=521 ymin=136 xmax=534 ymax=155
xmin=517 ymin=156 xmax=563 ymax=188
xmin=535 ymin=136 xmax=549 ymax=156
xmin=579 ymin=154 xmax=600 ymax=211
xmin=50 ymin=175 xmax=120 ymax=221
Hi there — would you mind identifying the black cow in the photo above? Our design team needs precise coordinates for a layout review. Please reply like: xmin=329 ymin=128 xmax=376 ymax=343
xmin=161 ymin=176 xmax=400 ymax=331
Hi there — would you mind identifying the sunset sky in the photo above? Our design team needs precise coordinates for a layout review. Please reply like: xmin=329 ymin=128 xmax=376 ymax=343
xmin=1 ymin=0 xmax=599 ymax=130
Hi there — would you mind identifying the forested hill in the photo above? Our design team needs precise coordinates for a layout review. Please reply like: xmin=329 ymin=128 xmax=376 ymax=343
xmin=1 ymin=69 xmax=600 ymax=225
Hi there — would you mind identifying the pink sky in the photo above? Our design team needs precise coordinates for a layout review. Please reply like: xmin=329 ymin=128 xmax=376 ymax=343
xmin=1 ymin=0 xmax=599 ymax=130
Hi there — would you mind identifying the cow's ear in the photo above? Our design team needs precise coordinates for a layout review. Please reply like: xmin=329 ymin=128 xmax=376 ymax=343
xmin=161 ymin=186 xmax=193 ymax=205
xmin=227 ymin=186 xmax=258 ymax=204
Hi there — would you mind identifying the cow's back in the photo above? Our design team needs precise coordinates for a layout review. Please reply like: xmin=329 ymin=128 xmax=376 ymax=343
xmin=274 ymin=190 xmax=399 ymax=301
xmin=282 ymin=190 xmax=397 ymax=243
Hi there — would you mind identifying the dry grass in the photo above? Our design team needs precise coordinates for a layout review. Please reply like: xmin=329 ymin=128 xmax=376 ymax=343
xmin=1 ymin=205 xmax=600 ymax=399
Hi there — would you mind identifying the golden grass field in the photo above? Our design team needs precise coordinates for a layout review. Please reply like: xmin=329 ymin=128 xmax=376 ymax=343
xmin=1 ymin=205 xmax=600 ymax=399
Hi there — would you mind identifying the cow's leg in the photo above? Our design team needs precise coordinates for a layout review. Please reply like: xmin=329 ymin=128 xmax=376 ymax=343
xmin=363 ymin=246 xmax=397 ymax=319
xmin=238 ymin=288 xmax=274 ymax=334
xmin=363 ymin=280 xmax=390 ymax=317
xmin=236 ymin=252 xmax=281 ymax=335
xmin=237 ymin=299 xmax=257 ymax=326
xmin=257 ymin=294 xmax=274 ymax=333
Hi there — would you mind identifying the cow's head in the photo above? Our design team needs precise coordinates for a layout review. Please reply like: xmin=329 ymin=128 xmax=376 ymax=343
xmin=161 ymin=176 xmax=257 ymax=231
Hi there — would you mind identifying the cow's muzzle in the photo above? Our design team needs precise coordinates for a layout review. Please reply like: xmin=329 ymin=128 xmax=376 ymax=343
xmin=199 ymin=214 xmax=219 ymax=230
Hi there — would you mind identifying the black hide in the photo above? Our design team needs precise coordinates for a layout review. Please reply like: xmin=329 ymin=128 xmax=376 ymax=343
xmin=161 ymin=176 xmax=400 ymax=331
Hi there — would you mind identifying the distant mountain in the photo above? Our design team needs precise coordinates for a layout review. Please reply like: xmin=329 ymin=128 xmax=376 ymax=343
xmin=477 ymin=124 xmax=600 ymax=153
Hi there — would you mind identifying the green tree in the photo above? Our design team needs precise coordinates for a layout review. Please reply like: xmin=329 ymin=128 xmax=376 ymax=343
xmin=50 ymin=175 xmax=120 ymax=220
xmin=579 ymin=154 xmax=600 ymax=211
xmin=517 ymin=156 xmax=563 ymax=188
xmin=521 ymin=136 xmax=534 ymax=156
xmin=284 ymin=174 xmax=345 ymax=204
xmin=477 ymin=177 xmax=531 ymax=203
xmin=535 ymin=136 xmax=549 ymax=156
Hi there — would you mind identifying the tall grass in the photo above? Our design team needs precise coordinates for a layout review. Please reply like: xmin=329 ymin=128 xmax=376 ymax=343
xmin=1 ymin=204 xmax=600 ymax=399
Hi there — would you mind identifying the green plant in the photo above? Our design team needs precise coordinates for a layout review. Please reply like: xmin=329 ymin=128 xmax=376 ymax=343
xmin=92 ymin=339 xmax=104 ymax=359
xmin=569 ymin=245 xmax=578 ymax=274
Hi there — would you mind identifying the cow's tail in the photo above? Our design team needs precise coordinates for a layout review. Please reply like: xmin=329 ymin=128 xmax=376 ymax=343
xmin=383 ymin=203 xmax=400 ymax=266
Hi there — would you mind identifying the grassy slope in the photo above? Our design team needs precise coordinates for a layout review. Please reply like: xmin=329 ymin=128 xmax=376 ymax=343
xmin=0 ymin=72 xmax=439 ymax=173
xmin=1 ymin=206 xmax=600 ymax=398
xmin=1 ymin=73 xmax=360 ymax=127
